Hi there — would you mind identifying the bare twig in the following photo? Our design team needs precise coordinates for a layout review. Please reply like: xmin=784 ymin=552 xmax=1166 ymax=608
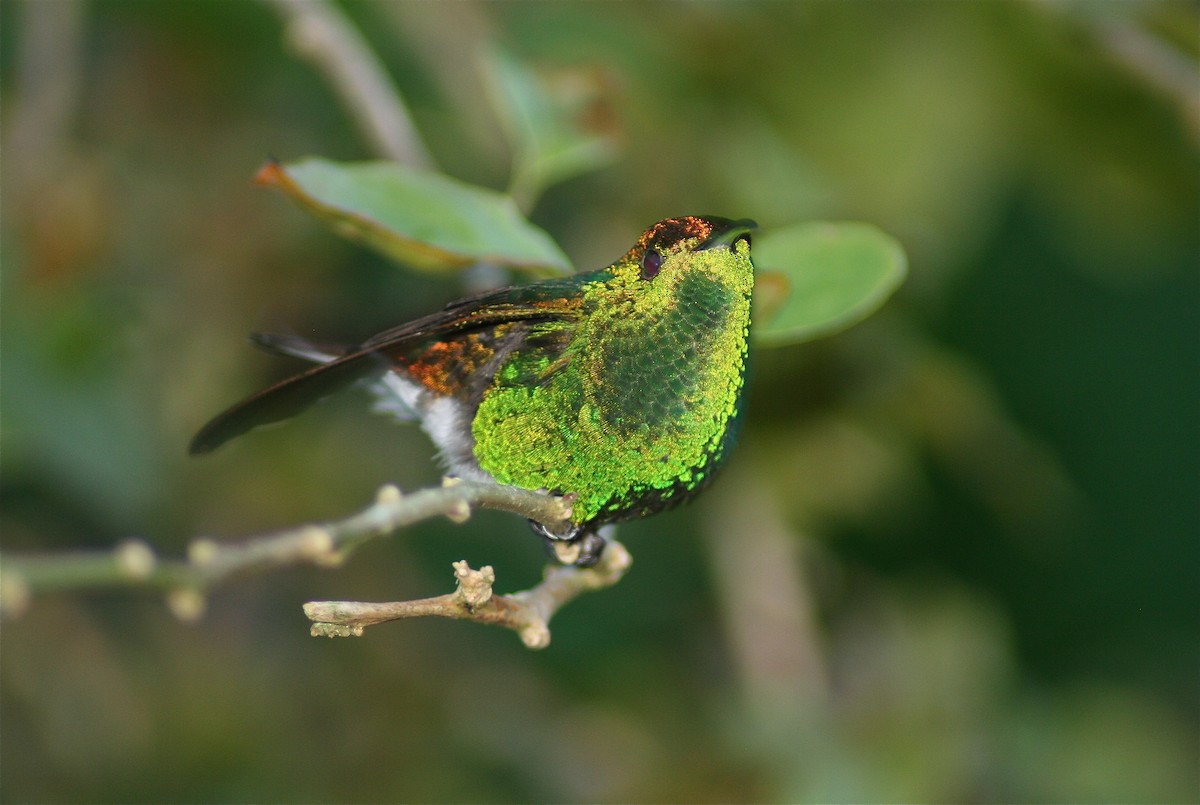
xmin=1031 ymin=0 xmax=1200 ymax=144
xmin=305 ymin=539 xmax=632 ymax=648
xmin=265 ymin=0 xmax=435 ymax=168
xmin=5 ymin=0 xmax=86 ymax=189
xmin=703 ymin=463 xmax=829 ymax=733
xmin=0 ymin=480 xmax=573 ymax=620
xmin=1091 ymin=16 xmax=1200 ymax=143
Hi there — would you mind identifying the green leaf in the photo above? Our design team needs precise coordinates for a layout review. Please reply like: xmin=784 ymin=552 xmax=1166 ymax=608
xmin=752 ymin=222 xmax=907 ymax=347
xmin=258 ymin=158 xmax=573 ymax=276
xmin=483 ymin=50 xmax=621 ymax=212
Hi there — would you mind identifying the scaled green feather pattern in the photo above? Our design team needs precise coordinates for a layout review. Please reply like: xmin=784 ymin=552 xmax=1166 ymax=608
xmin=472 ymin=236 xmax=754 ymax=524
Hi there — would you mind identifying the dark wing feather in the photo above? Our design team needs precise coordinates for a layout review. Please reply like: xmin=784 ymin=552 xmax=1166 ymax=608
xmin=250 ymin=332 xmax=347 ymax=362
xmin=188 ymin=277 xmax=592 ymax=455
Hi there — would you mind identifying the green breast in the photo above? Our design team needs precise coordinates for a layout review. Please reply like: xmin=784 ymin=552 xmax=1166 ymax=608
xmin=470 ymin=265 xmax=752 ymax=527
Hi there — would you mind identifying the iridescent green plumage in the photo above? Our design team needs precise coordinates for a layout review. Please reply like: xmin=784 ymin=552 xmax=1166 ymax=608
xmin=473 ymin=227 xmax=752 ymax=526
xmin=190 ymin=216 xmax=756 ymax=564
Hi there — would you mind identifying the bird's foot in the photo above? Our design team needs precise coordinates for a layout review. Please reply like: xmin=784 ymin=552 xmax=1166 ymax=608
xmin=529 ymin=520 xmax=606 ymax=567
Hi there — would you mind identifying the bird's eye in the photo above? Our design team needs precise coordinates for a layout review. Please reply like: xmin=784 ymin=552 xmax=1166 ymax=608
xmin=641 ymin=248 xmax=663 ymax=280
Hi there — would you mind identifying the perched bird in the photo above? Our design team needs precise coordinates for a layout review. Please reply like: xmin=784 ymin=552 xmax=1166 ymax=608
xmin=191 ymin=216 xmax=756 ymax=565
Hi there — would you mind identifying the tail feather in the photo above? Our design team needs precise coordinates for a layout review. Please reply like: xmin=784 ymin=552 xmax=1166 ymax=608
xmin=188 ymin=346 xmax=394 ymax=455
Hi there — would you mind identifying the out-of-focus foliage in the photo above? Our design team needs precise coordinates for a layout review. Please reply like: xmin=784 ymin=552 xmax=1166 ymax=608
xmin=483 ymin=48 xmax=622 ymax=211
xmin=262 ymin=158 xmax=573 ymax=275
xmin=752 ymin=222 xmax=907 ymax=345
xmin=1 ymin=1 xmax=1197 ymax=803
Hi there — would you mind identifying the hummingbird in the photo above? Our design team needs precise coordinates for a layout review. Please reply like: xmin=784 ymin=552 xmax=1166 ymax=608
xmin=190 ymin=216 xmax=756 ymax=565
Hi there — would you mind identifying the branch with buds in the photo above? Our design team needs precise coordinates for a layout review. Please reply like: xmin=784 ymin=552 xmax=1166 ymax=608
xmin=0 ymin=479 xmax=630 ymax=648
xmin=306 ymin=541 xmax=632 ymax=648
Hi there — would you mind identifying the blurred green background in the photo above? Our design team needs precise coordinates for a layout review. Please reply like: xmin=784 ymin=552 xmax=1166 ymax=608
xmin=2 ymin=1 xmax=1197 ymax=802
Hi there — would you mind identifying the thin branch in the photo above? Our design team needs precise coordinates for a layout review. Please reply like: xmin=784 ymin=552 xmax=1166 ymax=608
xmin=305 ymin=539 xmax=633 ymax=648
xmin=0 ymin=480 xmax=573 ymax=620
xmin=1091 ymin=16 xmax=1200 ymax=144
xmin=5 ymin=0 xmax=86 ymax=192
xmin=264 ymin=0 xmax=435 ymax=168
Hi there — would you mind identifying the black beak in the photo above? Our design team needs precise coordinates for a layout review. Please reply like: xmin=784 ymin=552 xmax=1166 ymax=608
xmin=698 ymin=217 xmax=758 ymax=250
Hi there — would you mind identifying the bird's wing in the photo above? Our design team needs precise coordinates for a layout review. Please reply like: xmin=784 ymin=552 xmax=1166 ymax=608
xmin=189 ymin=277 xmax=595 ymax=455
